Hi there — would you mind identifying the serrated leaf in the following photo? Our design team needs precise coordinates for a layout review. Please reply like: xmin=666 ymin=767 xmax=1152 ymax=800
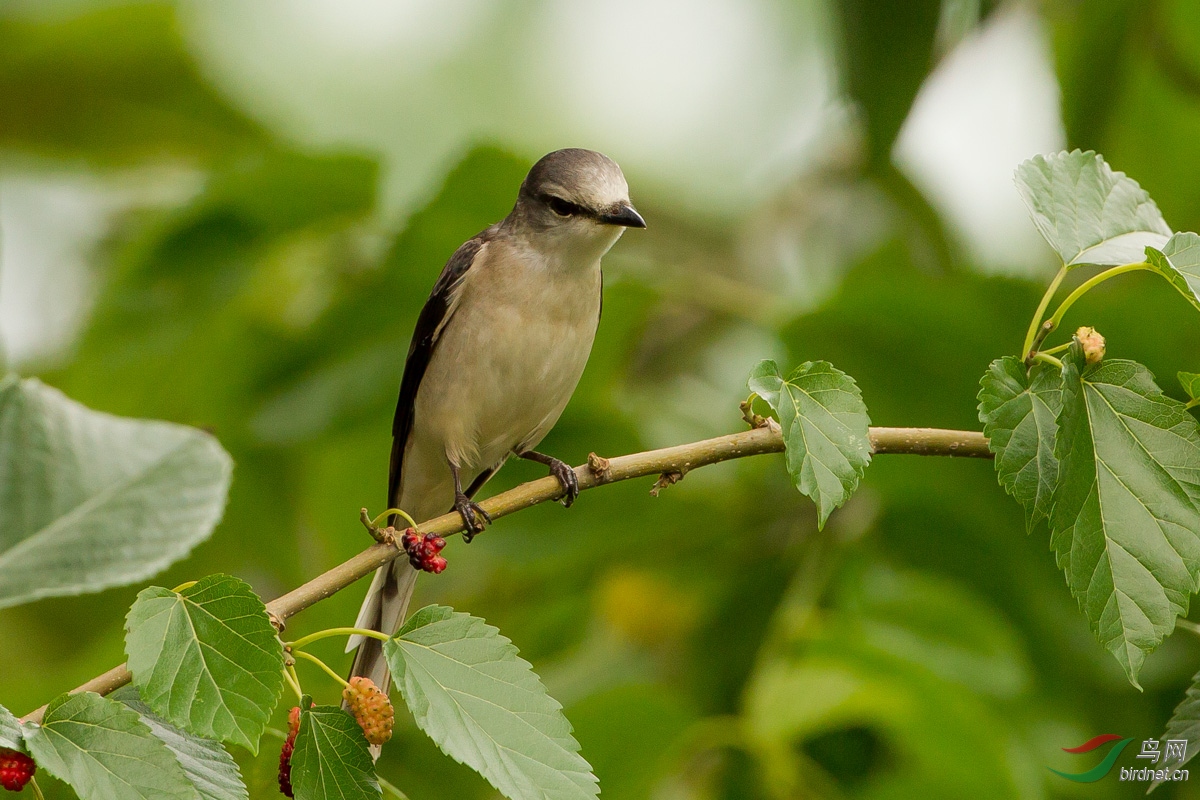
xmin=290 ymin=705 xmax=380 ymax=800
xmin=748 ymin=360 xmax=872 ymax=528
xmin=22 ymin=692 xmax=198 ymax=800
xmin=0 ymin=376 xmax=232 ymax=608
xmin=1181 ymin=372 xmax=1200 ymax=401
xmin=1149 ymin=669 xmax=1200 ymax=791
xmin=1014 ymin=150 xmax=1170 ymax=267
xmin=112 ymin=686 xmax=248 ymax=800
xmin=385 ymin=605 xmax=598 ymax=800
xmin=977 ymin=357 xmax=1062 ymax=532
xmin=1051 ymin=343 xmax=1200 ymax=686
xmin=1146 ymin=232 xmax=1200 ymax=313
xmin=0 ymin=703 xmax=23 ymax=751
xmin=125 ymin=574 xmax=284 ymax=753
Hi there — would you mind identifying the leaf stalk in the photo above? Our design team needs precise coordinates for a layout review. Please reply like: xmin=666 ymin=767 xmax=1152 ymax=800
xmin=1047 ymin=261 xmax=1151 ymax=332
xmin=292 ymin=650 xmax=350 ymax=689
xmin=1030 ymin=352 xmax=1064 ymax=369
xmin=288 ymin=627 xmax=391 ymax=650
xmin=283 ymin=664 xmax=303 ymax=702
xmin=1023 ymin=265 xmax=1068 ymax=358
xmin=377 ymin=775 xmax=411 ymax=800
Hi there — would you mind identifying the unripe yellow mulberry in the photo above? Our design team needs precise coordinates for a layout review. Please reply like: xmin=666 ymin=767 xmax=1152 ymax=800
xmin=1076 ymin=326 xmax=1106 ymax=364
xmin=342 ymin=676 xmax=395 ymax=746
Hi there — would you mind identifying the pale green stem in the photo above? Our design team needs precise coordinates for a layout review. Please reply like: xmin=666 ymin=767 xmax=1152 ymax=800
xmin=1176 ymin=619 xmax=1200 ymax=638
xmin=1046 ymin=262 xmax=1151 ymax=332
xmin=1187 ymin=398 xmax=1200 ymax=410
xmin=292 ymin=650 xmax=350 ymax=689
xmin=170 ymin=580 xmax=197 ymax=593
xmin=1022 ymin=265 xmax=1068 ymax=357
xmin=1039 ymin=341 xmax=1072 ymax=356
xmin=288 ymin=627 xmax=390 ymax=650
xmin=285 ymin=664 xmax=304 ymax=701
xmin=1031 ymin=352 xmax=1064 ymax=370
xmin=372 ymin=507 xmax=419 ymax=531
xmin=378 ymin=775 xmax=411 ymax=800
xmin=261 ymin=726 xmax=288 ymax=741
xmin=740 ymin=392 xmax=767 ymax=428
xmin=30 ymin=777 xmax=46 ymax=800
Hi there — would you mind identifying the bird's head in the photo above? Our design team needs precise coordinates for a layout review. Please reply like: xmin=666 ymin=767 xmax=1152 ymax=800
xmin=514 ymin=149 xmax=645 ymax=260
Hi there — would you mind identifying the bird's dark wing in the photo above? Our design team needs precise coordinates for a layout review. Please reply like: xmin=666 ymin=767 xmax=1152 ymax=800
xmin=387 ymin=231 xmax=492 ymax=514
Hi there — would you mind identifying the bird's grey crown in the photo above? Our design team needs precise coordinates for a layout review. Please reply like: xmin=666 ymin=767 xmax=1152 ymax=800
xmin=518 ymin=148 xmax=630 ymax=213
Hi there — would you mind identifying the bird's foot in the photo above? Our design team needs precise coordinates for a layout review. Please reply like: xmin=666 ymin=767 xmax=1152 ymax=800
xmin=517 ymin=450 xmax=581 ymax=507
xmin=546 ymin=458 xmax=580 ymax=508
xmin=454 ymin=493 xmax=491 ymax=543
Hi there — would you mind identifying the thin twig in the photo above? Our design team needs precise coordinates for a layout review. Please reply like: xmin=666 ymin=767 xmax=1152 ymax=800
xmin=20 ymin=424 xmax=990 ymax=724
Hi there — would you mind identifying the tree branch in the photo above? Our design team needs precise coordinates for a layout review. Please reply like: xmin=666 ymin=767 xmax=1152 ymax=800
xmin=21 ymin=425 xmax=989 ymax=724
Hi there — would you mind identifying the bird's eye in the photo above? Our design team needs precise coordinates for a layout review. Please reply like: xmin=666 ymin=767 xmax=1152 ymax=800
xmin=547 ymin=196 xmax=580 ymax=217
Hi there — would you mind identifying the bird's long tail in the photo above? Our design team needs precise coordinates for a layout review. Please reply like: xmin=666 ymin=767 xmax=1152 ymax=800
xmin=345 ymin=560 xmax=418 ymax=693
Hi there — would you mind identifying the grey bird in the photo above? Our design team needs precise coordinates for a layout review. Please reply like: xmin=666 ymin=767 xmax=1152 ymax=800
xmin=346 ymin=148 xmax=645 ymax=692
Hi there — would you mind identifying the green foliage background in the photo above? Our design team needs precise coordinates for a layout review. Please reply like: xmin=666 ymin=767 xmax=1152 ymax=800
xmin=6 ymin=1 xmax=1200 ymax=798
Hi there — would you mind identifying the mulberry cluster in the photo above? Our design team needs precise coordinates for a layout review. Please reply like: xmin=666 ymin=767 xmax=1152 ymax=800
xmin=342 ymin=676 xmax=395 ymax=746
xmin=400 ymin=529 xmax=448 ymax=573
xmin=278 ymin=706 xmax=302 ymax=797
xmin=0 ymin=749 xmax=34 ymax=792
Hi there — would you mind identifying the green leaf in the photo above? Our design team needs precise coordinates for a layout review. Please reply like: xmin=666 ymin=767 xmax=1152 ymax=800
xmin=0 ymin=703 xmax=23 ymax=751
xmin=0 ymin=376 xmax=232 ymax=608
xmin=384 ymin=605 xmax=598 ymax=800
xmin=22 ymin=692 xmax=198 ymax=800
xmin=1051 ymin=343 xmax=1200 ymax=686
xmin=112 ymin=686 xmax=248 ymax=800
xmin=1147 ymin=669 xmax=1200 ymax=792
xmin=747 ymin=360 xmax=872 ymax=528
xmin=977 ymin=357 xmax=1063 ymax=532
xmin=1146 ymin=232 xmax=1200 ymax=313
xmin=125 ymin=574 xmax=284 ymax=753
xmin=289 ymin=705 xmax=380 ymax=800
xmin=1180 ymin=371 xmax=1200 ymax=401
xmin=1014 ymin=150 xmax=1171 ymax=267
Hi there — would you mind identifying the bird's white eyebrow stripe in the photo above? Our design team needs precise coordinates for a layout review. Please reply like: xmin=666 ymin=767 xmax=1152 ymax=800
xmin=539 ymin=182 xmax=570 ymax=198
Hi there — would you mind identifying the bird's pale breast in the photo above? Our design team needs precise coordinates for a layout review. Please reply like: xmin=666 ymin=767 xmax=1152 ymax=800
xmin=403 ymin=240 xmax=601 ymax=516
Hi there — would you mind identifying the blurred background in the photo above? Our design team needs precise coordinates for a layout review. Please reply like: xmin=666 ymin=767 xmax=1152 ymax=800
xmin=4 ymin=0 xmax=1200 ymax=797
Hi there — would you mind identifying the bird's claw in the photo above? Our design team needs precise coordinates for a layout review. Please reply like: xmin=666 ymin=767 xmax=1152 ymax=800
xmin=549 ymin=459 xmax=580 ymax=507
xmin=454 ymin=493 xmax=491 ymax=543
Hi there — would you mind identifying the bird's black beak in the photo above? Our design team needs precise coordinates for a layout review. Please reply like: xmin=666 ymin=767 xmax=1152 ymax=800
xmin=600 ymin=203 xmax=646 ymax=228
